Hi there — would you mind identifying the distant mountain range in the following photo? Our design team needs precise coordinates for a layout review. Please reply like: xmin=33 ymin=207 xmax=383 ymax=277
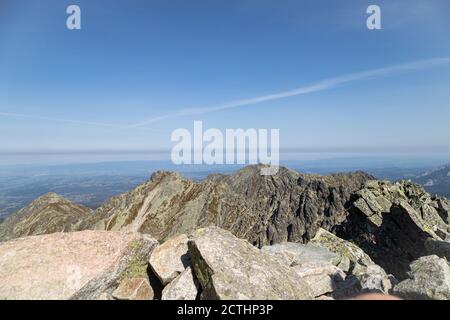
xmin=0 ymin=165 xmax=373 ymax=245
xmin=412 ymin=164 xmax=450 ymax=198
xmin=0 ymin=161 xmax=448 ymax=221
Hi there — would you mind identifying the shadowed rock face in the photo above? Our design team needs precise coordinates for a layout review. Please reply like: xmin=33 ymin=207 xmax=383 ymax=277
xmin=0 ymin=193 xmax=91 ymax=242
xmin=337 ymin=180 xmax=450 ymax=280
xmin=78 ymin=165 xmax=372 ymax=247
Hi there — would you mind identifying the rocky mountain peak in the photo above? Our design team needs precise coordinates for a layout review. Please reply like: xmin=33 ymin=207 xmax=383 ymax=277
xmin=150 ymin=170 xmax=182 ymax=182
xmin=0 ymin=193 xmax=91 ymax=242
xmin=75 ymin=165 xmax=372 ymax=247
xmin=29 ymin=192 xmax=72 ymax=206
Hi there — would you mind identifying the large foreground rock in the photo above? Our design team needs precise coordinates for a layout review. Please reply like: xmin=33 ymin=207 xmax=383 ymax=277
xmin=188 ymin=227 xmax=314 ymax=300
xmin=261 ymin=241 xmax=346 ymax=298
xmin=393 ymin=255 xmax=450 ymax=300
xmin=310 ymin=228 xmax=375 ymax=270
xmin=149 ymin=234 xmax=190 ymax=285
xmin=0 ymin=231 xmax=158 ymax=300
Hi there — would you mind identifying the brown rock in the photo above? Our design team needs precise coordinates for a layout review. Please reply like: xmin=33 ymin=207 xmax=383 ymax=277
xmin=112 ymin=277 xmax=153 ymax=300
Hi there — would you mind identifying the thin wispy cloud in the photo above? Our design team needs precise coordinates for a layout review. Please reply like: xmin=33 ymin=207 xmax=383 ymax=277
xmin=130 ymin=56 xmax=450 ymax=127
xmin=2 ymin=57 xmax=449 ymax=129
xmin=0 ymin=111 xmax=164 ymax=132
xmin=0 ymin=112 xmax=115 ymax=127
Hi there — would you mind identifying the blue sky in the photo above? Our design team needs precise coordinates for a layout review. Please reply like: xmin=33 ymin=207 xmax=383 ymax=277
xmin=1 ymin=0 xmax=450 ymax=161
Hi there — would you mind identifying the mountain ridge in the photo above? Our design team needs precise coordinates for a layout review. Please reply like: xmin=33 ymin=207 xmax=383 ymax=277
xmin=76 ymin=165 xmax=373 ymax=246
xmin=0 ymin=192 xmax=91 ymax=241
xmin=413 ymin=163 xmax=450 ymax=198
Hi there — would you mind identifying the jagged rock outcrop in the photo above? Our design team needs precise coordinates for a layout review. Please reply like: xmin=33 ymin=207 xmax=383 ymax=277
xmin=0 ymin=230 xmax=158 ymax=300
xmin=187 ymin=227 xmax=314 ymax=300
xmin=338 ymin=180 xmax=450 ymax=279
xmin=261 ymin=241 xmax=355 ymax=298
xmin=310 ymin=228 xmax=396 ymax=297
xmin=0 ymin=193 xmax=91 ymax=242
xmin=261 ymin=236 xmax=395 ymax=298
xmin=393 ymin=255 xmax=450 ymax=300
xmin=78 ymin=165 xmax=372 ymax=247
xmin=310 ymin=228 xmax=376 ymax=271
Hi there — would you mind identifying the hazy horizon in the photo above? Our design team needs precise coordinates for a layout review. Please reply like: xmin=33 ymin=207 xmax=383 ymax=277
xmin=1 ymin=149 xmax=450 ymax=167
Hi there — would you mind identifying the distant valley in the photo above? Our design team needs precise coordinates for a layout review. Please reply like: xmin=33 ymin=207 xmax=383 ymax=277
xmin=0 ymin=160 xmax=449 ymax=220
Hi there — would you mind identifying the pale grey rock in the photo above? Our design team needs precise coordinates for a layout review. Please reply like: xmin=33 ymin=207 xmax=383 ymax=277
xmin=357 ymin=264 xmax=395 ymax=294
xmin=261 ymin=242 xmax=338 ymax=267
xmin=337 ymin=256 xmax=351 ymax=273
xmin=292 ymin=261 xmax=345 ymax=297
xmin=393 ymin=255 xmax=450 ymax=300
xmin=188 ymin=227 xmax=314 ymax=300
xmin=149 ymin=234 xmax=190 ymax=285
xmin=310 ymin=228 xmax=375 ymax=269
xmin=162 ymin=267 xmax=199 ymax=300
